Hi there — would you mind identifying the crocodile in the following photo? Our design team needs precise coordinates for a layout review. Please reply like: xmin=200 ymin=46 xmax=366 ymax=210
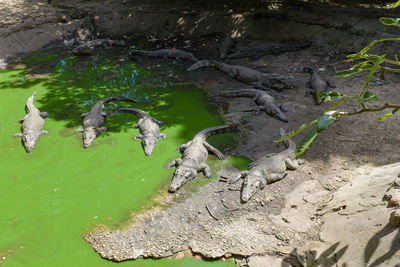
xmin=221 ymin=128 xmax=303 ymax=203
xmin=289 ymin=66 xmax=336 ymax=104
xmin=227 ymin=42 xmax=311 ymax=59
xmin=109 ymin=108 xmax=166 ymax=156
xmin=72 ymin=39 xmax=126 ymax=55
xmin=187 ymin=60 xmax=292 ymax=91
xmin=13 ymin=92 xmax=49 ymax=153
xmin=129 ymin=49 xmax=198 ymax=62
xmin=220 ymin=35 xmax=237 ymax=59
xmin=165 ymin=124 xmax=236 ymax=193
xmin=220 ymin=89 xmax=288 ymax=122
xmin=75 ymin=96 xmax=134 ymax=148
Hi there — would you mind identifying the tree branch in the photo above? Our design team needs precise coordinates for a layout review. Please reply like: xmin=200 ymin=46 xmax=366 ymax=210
xmin=336 ymin=103 xmax=400 ymax=116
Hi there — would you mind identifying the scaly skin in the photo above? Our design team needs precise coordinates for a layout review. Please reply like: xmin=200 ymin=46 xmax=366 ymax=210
xmin=221 ymin=89 xmax=288 ymax=122
xmin=227 ymin=42 xmax=311 ymax=59
xmin=129 ymin=49 xmax=198 ymax=62
xmin=110 ymin=108 xmax=166 ymax=156
xmin=165 ymin=124 xmax=236 ymax=193
xmin=72 ymin=39 xmax=126 ymax=55
xmin=13 ymin=92 xmax=48 ymax=153
xmin=75 ymin=96 xmax=134 ymax=148
xmin=223 ymin=128 xmax=303 ymax=203
xmin=187 ymin=60 xmax=292 ymax=91
xmin=289 ymin=66 xmax=336 ymax=104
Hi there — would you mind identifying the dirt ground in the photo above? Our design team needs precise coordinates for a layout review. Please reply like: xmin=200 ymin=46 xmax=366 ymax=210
xmin=2 ymin=0 xmax=400 ymax=266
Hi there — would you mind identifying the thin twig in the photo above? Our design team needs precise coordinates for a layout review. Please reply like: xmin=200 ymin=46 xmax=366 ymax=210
xmin=205 ymin=205 xmax=219 ymax=220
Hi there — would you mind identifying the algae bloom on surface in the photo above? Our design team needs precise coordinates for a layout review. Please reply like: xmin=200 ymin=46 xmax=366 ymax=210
xmin=0 ymin=49 xmax=237 ymax=266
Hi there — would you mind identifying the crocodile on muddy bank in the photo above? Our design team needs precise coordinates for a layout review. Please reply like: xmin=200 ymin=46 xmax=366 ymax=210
xmin=13 ymin=92 xmax=49 ymax=153
xmin=227 ymin=42 xmax=311 ymax=59
xmin=129 ymin=49 xmax=198 ymax=62
xmin=219 ymin=89 xmax=288 ymax=122
xmin=289 ymin=66 xmax=336 ymax=104
xmin=109 ymin=107 xmax=166 ymax=156
xmin=187 ymin=60 xmax=292 ymax=91
xmin=165 ymin=124 xmax=236 ymax=193
xmin=219 ymin=34 xmax=237 ymax=59
xmin=72 ymin=39 xmax=126 ymax=55
xmin=221 ymin=128 xmax=303 ymax=203
xmin=75 ymin=96 xmax=135 ymax=148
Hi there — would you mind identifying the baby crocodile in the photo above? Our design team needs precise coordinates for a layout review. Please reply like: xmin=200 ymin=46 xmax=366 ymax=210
xmin=219 ymin=35 xmax=237 ymax=59
xmin=187 ymin=60 xmax=292 ymax=91
xmin=75 ymin=96 xmax=134 ymax=148
xmin=220 ymin=89 xmax=288 ymax=122
xmin=72 ymin=39 xmax=125 ymax=55
xmin=227 ymin=42 xmax=311 ymax=59
xmin=222 ymin=128 xmax=303 ymax=203
xmin=110 ymin=108 xmax=166 ymax=156
xmin=13 ymin=92 xmax=48 ymax=153
xmin=165 ymin=124 xmax=236 ymax=193
xmin=289 ymin=66 xmax=336 ymax=104
xmin=129 ymin=49 xmax=198 ymax=62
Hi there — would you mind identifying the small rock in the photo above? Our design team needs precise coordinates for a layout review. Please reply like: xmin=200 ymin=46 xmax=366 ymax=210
xmin=175 ymin=251 xmax=184 ymax=260
xmin=224 ymin=253 xmax=232 ymax=258
xmin=194 ymin=255 xmax=202 ymax=260
xmin=221 ymin=257 xmax=226 ymax=262
xmin=389 ymin=210 xmax=400 ymax=227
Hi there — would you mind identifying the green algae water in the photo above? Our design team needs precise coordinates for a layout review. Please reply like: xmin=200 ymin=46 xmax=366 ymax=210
xmin=0 ymin=49 xmax=249 ymax=266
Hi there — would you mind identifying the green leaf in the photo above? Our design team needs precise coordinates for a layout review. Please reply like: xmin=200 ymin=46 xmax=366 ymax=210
xmin=296 ymin=128 xmax=319 ymax=159
xmin=380 ymin=17 xmax=400 ymax=27
xmin=317 ymin=111 xmax=337 ymax=132
xmin=362 ymin=54 xmax=385 ymax=93
xmin=334 ymin=61 xmax=373 ymax=78
xmin=275 ymin=119 xmax=318 ymax=143
xmin=357 ymin=91 xmax=379 ymax=103
xmin=318 ymin=91 xmax=349 ymax=102
xmin=388 ymin=1 xmax=400 ymax=8
xmin=377 ymin=108 xmax=400 ymax=121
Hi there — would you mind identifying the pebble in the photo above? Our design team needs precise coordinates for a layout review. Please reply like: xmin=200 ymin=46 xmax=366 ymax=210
xmin=194 ymin=255 xmax=202 ymax=260
xmin=175 ymin=251 xmax=184 ymax=260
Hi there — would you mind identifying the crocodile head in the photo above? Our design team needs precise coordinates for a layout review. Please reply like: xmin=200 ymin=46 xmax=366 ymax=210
xmin=168 ymin=166 xmax=197 ymax=193
xmin=22 ymin=132 xmax=39 ymax=153
xmin=241 ymin=173 xmax=265 ymax=203
xmin=142 ymin=137 xmax=158 ymax=156
xmin=269 ymin=106 xmax=288 ymax=122
xmin=82 ymin=127 xmax=99 ymax=148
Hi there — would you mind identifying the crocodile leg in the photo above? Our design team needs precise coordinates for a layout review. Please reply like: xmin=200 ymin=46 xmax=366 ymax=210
xmin=151 ymin=118 xmax=165 ymax=125
xmin=285 ymin=158 xmax=300 ymax=170
xmin=200 ymin=163 xmax=212 ymax=178
xmin=176 ymin=141 xmax=193 ymax=153
xmin=254 ymin=105 xmax=264 ymax=115
xmin=40 ymin=112 xmax=49 ymax=118
xmin=12 ymin=133 xmax=22 ymax=138
xmin=305 ymin=88 xmax=315 ymax=97
xmin=203 ymin=141 xmax=225 ymax=160
xmin=75 ymin=128 xmax=84 ymax=133
xmin=265 ymin=172 xmax=287 ymax=184
xmin=98 ymin=127 xmax=107 ymax=132
xmin=228 ymin=68 xmax=239 ymax=78
xmin=229 ymin=170 xmax=249 ymax=184
xmin=326 ymin=80 xmax=336 ymax=88
xmin=158 ymin=133 xmax=167 ymax=139
xmin=18 ymin=115 xmax=28 ymax=123
xmin=278 ymin=104 xmax=288 ymax=112
xmin=133 ymin=118 xmax=144 ymax=128
xmin=40 ymin=130 xmax=48 ymax=135
xmin=165 ymin=158 xmax=183 ymax=168
xmin=80 ymin=112 xmax=89 ymax=118
xmin=133 ymin=134 xmax=143 ymax=140
xmin=253 ymin=81 xmax=272 ymax=91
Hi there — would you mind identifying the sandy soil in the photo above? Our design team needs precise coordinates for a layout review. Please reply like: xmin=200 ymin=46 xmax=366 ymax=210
xmin=2 ymin=0 xmax=400 ymax=266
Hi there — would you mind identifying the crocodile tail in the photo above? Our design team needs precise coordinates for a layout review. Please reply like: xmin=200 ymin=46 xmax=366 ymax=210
xmin=101 ymin=96 xmax=135 ymax=104
xmin=25 ymin=91 xmax=38 ymax=113
xmin=107 ymin=107 xmax=147 ymax=118
xmin=279 ymin=128 xmax=296 ymax=150
xmin=198 ymin=124 xmax=237 ymax=139
xmin=187 ymin=60 xmax=219 ymax=71
xmin=221 ymin=89 xmax=257 ymax=98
